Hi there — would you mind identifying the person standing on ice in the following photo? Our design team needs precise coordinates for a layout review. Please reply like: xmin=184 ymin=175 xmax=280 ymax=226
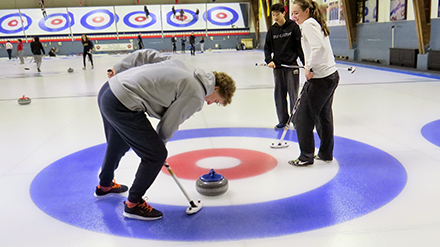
xmin=17 ymin=39 xmax=24 ymax=64
xmin=5 ymin=40 xmax=13 ymax=60
xmin=189 ymin=32 xmax=196 ymax=56
xmin=30 ymin=36 xmax=45 ymax=72
xmin=264 ymin=3 xmax=304 ymax=130
xmin=171 ymin=35 xmax=177 ymax=53
xmin=81 ymin=34 xmax=94 ymax=70
xmin=137 ymin=33 xmax=144 ymax=50
xmin=289 ymin=0 xmax=339 ymax=167
xmin=144 ymin=5 xmax=149 ymax=19
xmin=180 ymin=34 xmax=186 ymax=53
xmin=95 ymin=49 xmax=236 ymax=220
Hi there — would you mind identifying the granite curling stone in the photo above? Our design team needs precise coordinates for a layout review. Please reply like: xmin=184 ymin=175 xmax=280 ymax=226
xmin=18 ymin=95 xmax=31 ymax=105
xmin=196 ymin=169 xmax=228 ymax=196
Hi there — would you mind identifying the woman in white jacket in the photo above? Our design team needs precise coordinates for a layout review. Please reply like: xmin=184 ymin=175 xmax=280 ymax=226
xmin=5 ymin=41 xmax=13 ymax=60
xmin=289 ymin=0 xmax=339 ymax=167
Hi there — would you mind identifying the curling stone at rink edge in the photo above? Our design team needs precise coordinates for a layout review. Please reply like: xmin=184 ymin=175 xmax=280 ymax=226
xmin=196 ymin=169 xmax=229 ymax=196
xmin=18 ymin=95 xmax=31 ymax=105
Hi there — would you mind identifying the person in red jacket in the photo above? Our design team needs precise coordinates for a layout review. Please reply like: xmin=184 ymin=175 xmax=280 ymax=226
xmin=17 ymin=39 xmax=24 ymax=64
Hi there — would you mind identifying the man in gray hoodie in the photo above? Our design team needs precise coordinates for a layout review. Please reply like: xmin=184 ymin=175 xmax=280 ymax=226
xmin=95 ymin=49 xmax=236 ymax=221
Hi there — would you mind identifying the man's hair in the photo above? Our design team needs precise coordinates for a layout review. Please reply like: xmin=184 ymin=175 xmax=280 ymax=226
xmin=212 ymin=71 xmax=236 ymax=106
xmin=270 ymin=3 xmax=285 ymax=13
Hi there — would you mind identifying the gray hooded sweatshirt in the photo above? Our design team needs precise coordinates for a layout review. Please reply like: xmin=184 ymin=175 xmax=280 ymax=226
xmin=108 ymin=49 xmax=215 ymax=143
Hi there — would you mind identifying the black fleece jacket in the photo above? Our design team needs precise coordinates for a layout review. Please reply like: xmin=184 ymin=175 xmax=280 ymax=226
xmin=264 ymin=19 xmax=304 ymax=67
xmin=31 ymin=41 xmax=45 ymax=55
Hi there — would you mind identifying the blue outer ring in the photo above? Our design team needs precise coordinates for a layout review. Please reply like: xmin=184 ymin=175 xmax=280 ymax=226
xmin=421 ymin=119 xmax=440 ymax=147
xmin=38 ymin=12 xmax=74 ymax=32
xmin=0 ymin=13 xmax=32 ymax=34
xmin=80 ymin=9 xmax=118 ymax=30
xmin=123 ymin=11 xmax=156 ymax=28
xmin=204 ymin=6 xmax=239 ymax=26
xmin=30 ymin=128 xmax=407 ymax=241
xmin=166 ymin=9 xmax=197 ymax=28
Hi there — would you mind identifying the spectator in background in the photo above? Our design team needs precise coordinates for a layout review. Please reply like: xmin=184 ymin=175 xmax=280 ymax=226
xmin=31 ymin=36 xmax=45 ymax=72
xmin=17 ymin=39 xmax=24 ymax=64
xmin=171 ymin=35 xmax=177 ymax=53
xmin=5 ymin=40 xmax=13 ymax=60
xmin=189 ymin=32 xmax=196 ymax=56
xmin=179 ymin=9 xmax=184 ymax=21
xmin=48 ymin=47 xmax=57 ymax=57
xmin=42 ymin=8 xmax=47 ymax=19
xmin=81 ymin=34 xmax=94 ymax=70
xmin=137 ymin=33 xmax=145 ymax=50
xmin=144 ymin=5 xmax=149 ymax=19
xmin=200 ymin=35 xmax=205 ymax=53
xmin=172 ymin=6 xmax=177 ymax=18
xmin=181 ymin=35 xmax=186 ymax=53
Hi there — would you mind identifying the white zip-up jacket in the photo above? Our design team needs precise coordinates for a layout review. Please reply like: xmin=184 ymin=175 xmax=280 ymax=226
xmin=109 ymin=49 xmax=215 ymax=143
xmin=300 ymin=18 xmax=337 ymax=78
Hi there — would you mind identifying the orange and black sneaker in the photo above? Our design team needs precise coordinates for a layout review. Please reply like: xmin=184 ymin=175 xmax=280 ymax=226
xmin=94 ymin=180 xmax=128 ymax=198
xmin=123 ymin=199 xmax=163 ymax=221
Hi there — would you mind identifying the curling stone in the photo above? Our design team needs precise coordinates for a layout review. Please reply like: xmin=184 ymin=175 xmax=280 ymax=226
xmin=67 ymin=67 xmax=74 ymax=73
xmin=18 ymin=95 xmax=31 ymax=105
xmin=196 ymin=169 xmax=228 ymax=196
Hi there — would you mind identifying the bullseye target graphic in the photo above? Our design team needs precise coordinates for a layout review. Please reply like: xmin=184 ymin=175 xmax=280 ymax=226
xmin=204 ymin=6 xmax=239 ymax=26
xmin=30 ymin=127 xmax=407 ymax=241
xmin=0 ymin=13 xmax=32 ymax=34
xmin=166 ymin=9 xmax=197 ymax=27
xmin=123 ymin=11 xmax=157 ymax=28
xmin=80 ymin=9 xmax=118 ymax=30
xmin=38 ymin=12 xmax=74 ymax=32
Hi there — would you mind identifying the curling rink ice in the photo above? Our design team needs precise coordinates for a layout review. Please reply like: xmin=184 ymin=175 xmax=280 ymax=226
xmin=1 ymin=49 xmax=440 ymax=246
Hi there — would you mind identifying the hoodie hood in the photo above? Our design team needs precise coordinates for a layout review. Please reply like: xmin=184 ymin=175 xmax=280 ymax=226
xmin=194 ymin=68 xmax=215 ymax=96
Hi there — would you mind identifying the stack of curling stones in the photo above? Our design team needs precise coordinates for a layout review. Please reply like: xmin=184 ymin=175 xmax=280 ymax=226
xmin=18 ymin=95 xmax=31 ymax=105
xmin=196 ymin=169 xmax=228 ymax=196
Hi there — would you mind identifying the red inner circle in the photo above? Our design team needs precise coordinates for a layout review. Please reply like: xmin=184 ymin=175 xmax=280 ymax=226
xmin=162 ymin=148 xmax=278 ymax=180
xmin=135 ymin=16 xmax=146 ymax=22
xmin=8 ymin=20 xmax=18 ymax=27
xmin=176 ymin=15 xmax=187 ymax=21
xmin=216 ymin=13 xmax=227 ymax=19
xmin=51 ymin=19 xmax=63 ymax=25
xmin=92 ymin=16 xmax=104 ymax=23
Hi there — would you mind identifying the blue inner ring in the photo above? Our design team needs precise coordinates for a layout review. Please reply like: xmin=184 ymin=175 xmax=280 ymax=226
xmin=30 ymin=127 xmax=407 ymax=241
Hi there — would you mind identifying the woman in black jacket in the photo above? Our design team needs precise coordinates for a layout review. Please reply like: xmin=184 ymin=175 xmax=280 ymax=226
xmin=81 ymin=34 xmax=94 ymax=70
